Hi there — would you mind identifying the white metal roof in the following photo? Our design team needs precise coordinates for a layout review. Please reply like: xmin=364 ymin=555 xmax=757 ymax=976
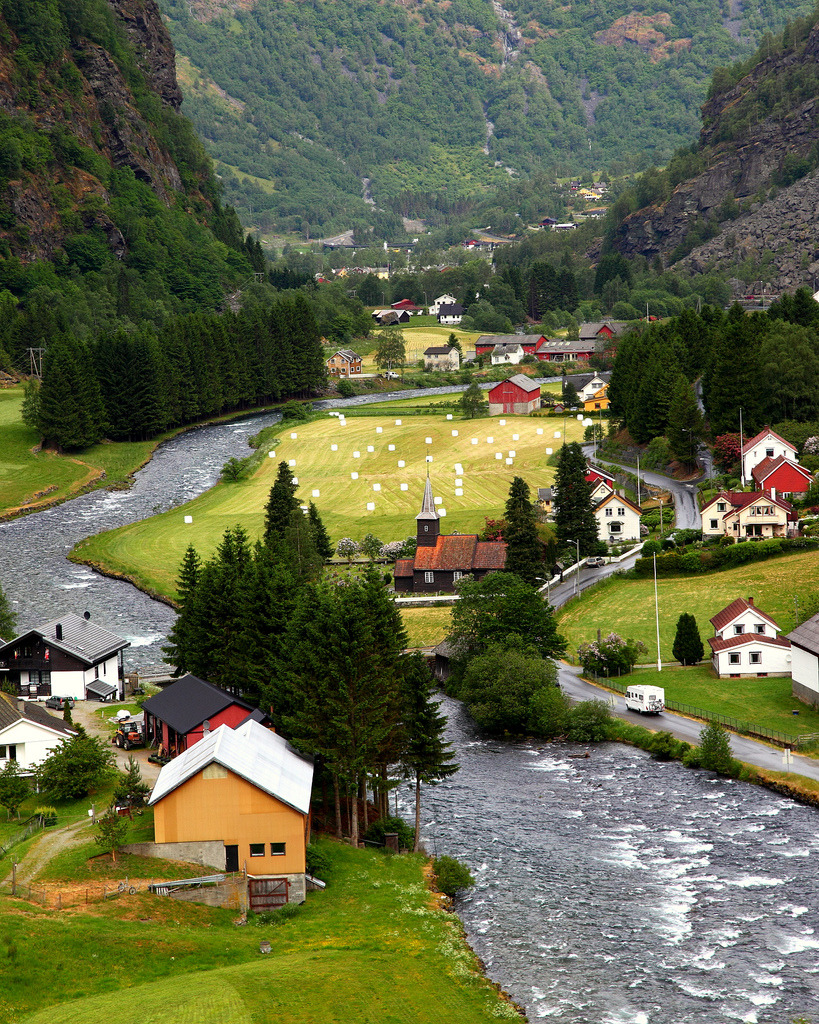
xmin=148 ymin=720 xmax=313 ymax=814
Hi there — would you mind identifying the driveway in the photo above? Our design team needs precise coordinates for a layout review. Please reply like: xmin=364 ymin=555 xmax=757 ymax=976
xmin=557 ymin=662 xmax=819 ymax=781
xmin=70 ymin=701 xmax=161 ymax=785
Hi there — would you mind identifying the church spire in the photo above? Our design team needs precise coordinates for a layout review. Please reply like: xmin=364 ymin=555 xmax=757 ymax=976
xmin=415 ymin=475 xmax=440 ymax=546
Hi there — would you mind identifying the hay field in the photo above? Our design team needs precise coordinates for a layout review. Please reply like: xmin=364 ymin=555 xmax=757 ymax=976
xmin=74 ymin=410 xmax=585 ymax=599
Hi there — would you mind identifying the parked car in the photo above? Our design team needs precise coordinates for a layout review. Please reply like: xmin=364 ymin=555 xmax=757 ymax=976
xmin=44 ymin=696 xmax=75 ymax=710
xmin=585 ymin=557 xmax=606 ymax=568
xmin=380 ymin=371 xmax=400 ymax=379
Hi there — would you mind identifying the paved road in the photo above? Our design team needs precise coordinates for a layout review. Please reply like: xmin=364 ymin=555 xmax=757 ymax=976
xmin=557 ymin=662 xmax=819 ymax=781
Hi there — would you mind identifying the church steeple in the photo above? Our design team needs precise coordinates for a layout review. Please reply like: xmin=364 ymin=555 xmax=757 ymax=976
xmin=415 ymin=474 xmax=440 ymax=546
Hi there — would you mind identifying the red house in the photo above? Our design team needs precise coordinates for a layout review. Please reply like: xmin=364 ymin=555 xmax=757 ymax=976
xmin=142 ymin=674 xmax=267 ymax=759
xmin=487 ymin=374 xmax=541 ymax=415
xmin=476 ymin=334 xmax=546 ymax=357
xmin=751 ymin=456 xmax=814 ymax=498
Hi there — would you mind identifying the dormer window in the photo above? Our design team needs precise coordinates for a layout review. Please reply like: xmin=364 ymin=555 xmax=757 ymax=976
xmin=734 ymin=624 xmax=744 ymax=635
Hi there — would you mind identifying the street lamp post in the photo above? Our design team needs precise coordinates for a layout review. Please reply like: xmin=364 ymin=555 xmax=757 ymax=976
xmin=535 ymin=576 xmax=551 ymax=604
xmin=567 ymin=538 xmax=581 ymax=596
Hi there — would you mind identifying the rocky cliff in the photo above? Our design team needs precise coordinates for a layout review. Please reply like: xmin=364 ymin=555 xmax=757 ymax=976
xmin=611 ymin=22 xmax=819 ymax=289
xmin=0 ymin=0 xmax=203 ymax=262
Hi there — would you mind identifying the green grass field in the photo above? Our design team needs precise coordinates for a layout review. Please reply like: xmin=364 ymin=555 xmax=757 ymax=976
xmin=558 ymin=549 xmax=819 ymax=664
xmin=74 ymin=411 xmax=585 ymax=599
xmin=13 ymin=840 xmax=511 ymax=1024
xmin=621 ymin=666 xmax=819 ymax=738
xmin=0 ymin=389 xmax=172 ymax=518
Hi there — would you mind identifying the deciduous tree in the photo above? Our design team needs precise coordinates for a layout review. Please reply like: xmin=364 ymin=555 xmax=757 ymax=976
xmin=459 ymin=380 xmax=487 ymax=419
xmin=0 ymin=759 xmax=28 ymax=820
xmin=36 ymin=735 xmax=115 ymax=801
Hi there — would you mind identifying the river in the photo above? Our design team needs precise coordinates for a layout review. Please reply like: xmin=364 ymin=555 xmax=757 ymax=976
xmin=3 ymin=396 xmax=819 ymax=1023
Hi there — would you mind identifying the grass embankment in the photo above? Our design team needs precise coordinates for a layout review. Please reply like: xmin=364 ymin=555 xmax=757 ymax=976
xmin=6 ymin=839 xmax=513 ymax=1024
xmin=0 ymin=389 xmax=162 ymax=518
xmin=74 ymin=411 xmax=584 ymax=600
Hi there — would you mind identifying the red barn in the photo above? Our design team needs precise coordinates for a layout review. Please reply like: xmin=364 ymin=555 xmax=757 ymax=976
xmin=751 ymin=456 xmax=814 ymax=498
xmin=487 ymin=374 xmax=541 ymax=415
xmin=142 ymin=674 xmax=267 ymax=759
xmin=476 ymin=334 xmax=546 ymax=357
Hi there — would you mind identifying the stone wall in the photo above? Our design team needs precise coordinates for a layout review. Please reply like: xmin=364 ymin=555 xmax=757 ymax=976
xmin=122 ymin=839 xmax=225 ymax=870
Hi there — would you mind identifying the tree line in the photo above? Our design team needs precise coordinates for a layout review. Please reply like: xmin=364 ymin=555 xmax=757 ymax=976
xmin=24 ymin=294 xmax=327 ymax=448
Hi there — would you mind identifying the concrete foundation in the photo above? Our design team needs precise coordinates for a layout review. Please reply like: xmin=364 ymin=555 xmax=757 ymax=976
xmin=792 ymin=679 xmax=819 ymax=708
xmin=122 ymin=840 xmax=226 ymax=870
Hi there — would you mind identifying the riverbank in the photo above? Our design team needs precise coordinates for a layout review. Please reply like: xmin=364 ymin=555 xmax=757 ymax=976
xmin=3 ymin=837 xmax=521 ymax=1024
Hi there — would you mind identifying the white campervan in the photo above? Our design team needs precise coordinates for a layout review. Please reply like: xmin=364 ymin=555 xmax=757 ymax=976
xmin=624 ymin=685 xmax=664 ymax=714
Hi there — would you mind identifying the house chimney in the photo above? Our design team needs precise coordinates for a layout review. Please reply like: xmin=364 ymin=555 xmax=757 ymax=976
xmin=748 ymin=597 xmax=754 ymax=606
xmin=771 ymin=487 xmax=776 ymax=502
xmin=55 ymin=623 xmax=62 ymax=641
xmin=17 ymin=699 xmax=25 ymax=715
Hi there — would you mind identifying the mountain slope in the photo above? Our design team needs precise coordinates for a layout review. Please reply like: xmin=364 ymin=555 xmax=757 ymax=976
xmin=0 ymin=0 xmax=251 ymax=334
xmin=158 ymin=0 xmax=814 ymax=237
xmin=608 ymin=16 xmax=819 ymax=290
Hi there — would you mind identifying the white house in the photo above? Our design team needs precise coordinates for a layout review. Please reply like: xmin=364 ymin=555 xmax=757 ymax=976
xmin=437 ymin=303 xmax=465 ymax=326
xmin=574 ymin=371 xmax=612 ymax=403
xmin=428 ymin=293 xmax=458 ymax=315
xmin=423 ymin=346 xmax=460 ymax=371
xmin=0 ymin=693 xmax=76 ymax=774
xmin=593 ymin=491 xmax=642 ymax=544
xmin=0 ymin=612 xmax=130 ymax=702
xmin=708 ymin=597 xmax=792 ymax=678
xmin=741 ymin=426 xmax=798 ymax=482
xmin=788 ymin=613 xmax=819 ymax=704
xmin=491 ymin=343 xmax=525 ymax=365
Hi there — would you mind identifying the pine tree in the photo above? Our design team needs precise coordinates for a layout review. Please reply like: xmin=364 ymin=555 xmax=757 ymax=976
xmin=672 ymin=613 xmax=704 ymax=665
xmin=666 ymin=375 xmax=704 ymax=468
xmin=503 ymin=477 xmax=542 ymax=586
xmin=264 ymin=461 xmax=300 ymax=545
xmin=401 ymin=653 xmax=458 ymax=851
xmin=562 ymin=378 xmax=580 ymax=407
xmin=38 ymin=335 xmax=106 ymax=450
xmin=308 ymin=502 xmax=334 ymax=561
xmin=553 ymin=442 xmax=598 ymax=555
xmin=162 ymin=545 xmax=203 ymax=675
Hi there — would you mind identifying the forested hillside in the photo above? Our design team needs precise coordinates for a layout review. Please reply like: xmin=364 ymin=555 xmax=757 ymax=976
xmin=158 ymin=0 xmax=813 ymax=237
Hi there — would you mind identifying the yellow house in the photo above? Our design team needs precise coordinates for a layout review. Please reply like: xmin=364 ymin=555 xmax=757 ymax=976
xmin=583 ymin=384 xmax=610 ymax=411
xmin=148 ymin=719 xmax=313 ymax=902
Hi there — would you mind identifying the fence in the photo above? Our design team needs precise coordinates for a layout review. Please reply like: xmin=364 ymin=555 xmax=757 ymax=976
xmin=0 ymin=813 xmax=48 ymax=860
xmin=595 ymin=676 xmax=818 ymax=750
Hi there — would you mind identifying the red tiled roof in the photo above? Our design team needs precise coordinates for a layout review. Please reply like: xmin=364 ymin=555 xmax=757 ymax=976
xmin=414 ymin=534 xmax=478 ymax=571
xmin=708 ymin=633 xmax=791 ymax=653
xmin=751 ymin=455 xmax=813 ymax=485
xmin=473 ymin=541 xmax=507 ymax=570
xmin=394 ymin=558 xmax=414 ymax=578
xmin=703 ymin=490 xmax=795 ymax=519
xmin=710 ymin=598 xmax=779 ymax=633
xmin=741 ymin=425 xmax=797 ymax=455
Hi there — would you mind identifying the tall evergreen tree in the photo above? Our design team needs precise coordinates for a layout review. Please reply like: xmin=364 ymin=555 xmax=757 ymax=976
xmin=666 ymin=374 xmax=704 ymax=467
xmin=264 ymin=461 xmax=300 ymax=545
xmin=38 ymin=335 xmax=106 ymax=450
xmin=553 ymin=442 xmax=598 ymax=555
xmin=308 ymin=502 xmax=334 ymax=561
xmin=401 ymin=653 xmax=458 ymax=851
xmin=672 ymin=613 xmax=704 ymax=665
xmin=503 ymin=476 xmax=542 ymax=586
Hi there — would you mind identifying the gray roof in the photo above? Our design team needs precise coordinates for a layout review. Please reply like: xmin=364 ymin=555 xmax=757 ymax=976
xmin=573 ymin=371 xmax=611 ymax=391
xmin=578 ymin=321 xmax=631 ymax=341
xmin=538 ymin=338 xmax=596 ymax=353
xmin=0 ymin=693 xmax=75 ymax=737
xmin=424 ymin=346 xmax=458 ymax=355
xmin=437 ymin=303 xmax=464 ymax=315
xmin=537 ymin=487 xmax=553 ymax=501
xmin=142 ymin=674 xmax=257 ymax=735
xmin=331 ymin=349 xmax=361 ymax=361
xmin=492 ymin=343 xmax=524 ymax=354
xmin=501 ymin=374 xmax=541 ymax=394
xmin=0 ymin=612 xmax=129 ymax=667
xmin=149 ymin=720 xmax=313 ymax=815
xmin=787 ymin=613 xmax=819 ymax=655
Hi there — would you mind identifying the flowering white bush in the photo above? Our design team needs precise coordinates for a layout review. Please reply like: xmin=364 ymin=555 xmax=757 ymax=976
xmin=336 ymin=537 xmax=359 ymax=561
xmin=577 ymin=632 xmax=647 ymax=677
xmin=379 ymin=541 xmax=405 ymax=562
xmin=803 ymin=436 xmax=819 ymax=455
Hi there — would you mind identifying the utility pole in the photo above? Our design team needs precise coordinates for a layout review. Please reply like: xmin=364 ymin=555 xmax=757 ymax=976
xmin=739 ymin=407 xmax=746 ymax=488
xmin=27 ymin=348 xmax=45 ymax=379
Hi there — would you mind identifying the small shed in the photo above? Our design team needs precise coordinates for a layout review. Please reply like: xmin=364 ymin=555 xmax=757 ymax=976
xmin=488 ymin=374 xmax=541 ymax=415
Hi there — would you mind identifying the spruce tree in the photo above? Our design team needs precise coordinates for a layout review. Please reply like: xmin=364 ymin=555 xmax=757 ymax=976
xmin=264 ymin=461 xmax=300 ymax=545
xmin=308 ymin=502 xmax=334 ymax=561
xmin=401 ymin=653 xmax=458 ymax=851
xmin=672 ymin=613 xmax=704 ymax=665
xmin=38 ymin=335 xmax=105 ymax=450
xmin=666 ymin=375 xmax=704 ymax=468
xmin=503 ymin=476 xmax=542 ymax=586
xmin=553 ymin=442 xmax=598 ymax=555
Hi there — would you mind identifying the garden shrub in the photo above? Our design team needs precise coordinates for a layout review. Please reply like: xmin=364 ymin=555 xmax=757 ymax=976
xmin=306 ymin=842 xmax=332 ymax=879
xmin=566 ymin=700 xmax=612 ymax=742
xmin=364 ymin=815 xmax=415 ymax=851
xmin=433 ymin=855 xmax=475 ymax=897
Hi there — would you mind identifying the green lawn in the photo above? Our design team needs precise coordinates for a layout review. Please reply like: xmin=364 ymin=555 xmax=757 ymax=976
xmin=0 ymin=389 xmax=168 ymax=517
xmin=557 ymin=549 xmax=819 ymax=663
xmin=400 ymin=606 xmax=454 ymax=647
xmin=621 ymin=666 xmax=819 ymax=738
xmin=13 ymin=840 xmax=512 ymax=1024
xmin=74 ymin=411 xmax=585 ymax=599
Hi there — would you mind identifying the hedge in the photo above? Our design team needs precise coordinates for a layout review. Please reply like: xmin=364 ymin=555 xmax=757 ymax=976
xmin=634 ymin=537 xmax=819 ymax=576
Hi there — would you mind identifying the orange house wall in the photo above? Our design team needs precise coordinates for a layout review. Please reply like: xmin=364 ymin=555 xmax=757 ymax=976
xmin=153 ymin=769 xmax=307 ymax=875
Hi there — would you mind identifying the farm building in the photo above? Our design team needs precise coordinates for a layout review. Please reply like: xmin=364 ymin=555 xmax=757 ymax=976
xmin=475 ymin=334 xmax=546 ymax=358
xmin=0 ymin=612 xmax=129 ymax=702
xmin=148 ymin=719 xmax=313 ymax=902
xmin=393 ymin=477 xmax=506 ymax=593
xmin=437 ymin=303 xmax=465 ymax=325
xmin=709 ymin=597 xmax=791 ymax=678
xmin=142 ymin=673 xmax=267 ymax=759
xmin=750 ymin=457 xmax=813 ymax=499
xmin=487 ymin=375 xmax=541 ymax=415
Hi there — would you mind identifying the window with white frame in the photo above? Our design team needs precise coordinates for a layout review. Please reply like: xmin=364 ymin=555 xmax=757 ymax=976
xmin=609 ymin=522 xmax=622 ymax=533
xmin=710 ymin=519 xmax=719 ymax=530
xmin=754 ymin=624 xmax=765 ymax=634
xmin=765 ymin=447 xmax=774 ymax=457
xmin=605 ymin=508 xmax=613 ymax=516
xmin=729 ymin=653 xmax=740 ymax=665
xmin=617 ymin=507 xmax=625 ymax=515
xmin=424 ymin=572 xmax=434 ymax=583
xmin=453 ymin=571 xmax=463 ymax=582
xmin=734 ymin=624 xmax=744 ymax=635
xmin=717 ymin=502 xmax=726 ymax=511
xmin=749 ymin=651 xmax=762 ymax=665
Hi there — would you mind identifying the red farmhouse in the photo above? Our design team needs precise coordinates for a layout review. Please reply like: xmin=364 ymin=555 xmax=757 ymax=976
xmin=142 ymin=674 xmax=267 ymax=759
xmin=751 ymin=456 xmax=814 ymax=499
xmin=487 ymin=374 xmax=542 ymax=415
xmin=476 ymin=334 xmax=546 ymax=358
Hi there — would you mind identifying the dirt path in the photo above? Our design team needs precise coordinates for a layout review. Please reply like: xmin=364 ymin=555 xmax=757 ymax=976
xmin=3 ymin=818 xmax=91 ymax=886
